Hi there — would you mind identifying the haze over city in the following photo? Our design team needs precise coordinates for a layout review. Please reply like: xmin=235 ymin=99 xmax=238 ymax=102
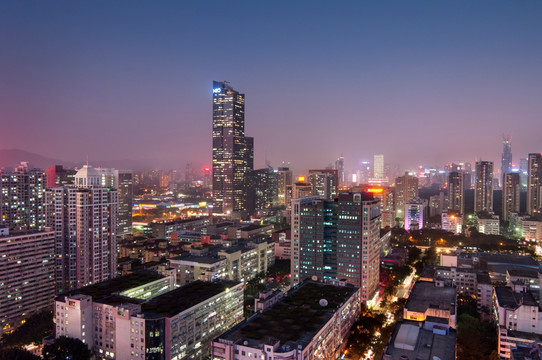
xmin=2 ymin=1 xmax=541 ymax=172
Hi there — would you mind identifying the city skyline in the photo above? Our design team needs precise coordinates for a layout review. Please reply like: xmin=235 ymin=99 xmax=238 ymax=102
xmin=2 ymin=2 xmax=542 ymax=173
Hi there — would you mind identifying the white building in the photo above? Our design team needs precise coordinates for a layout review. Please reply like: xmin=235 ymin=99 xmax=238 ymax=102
xmin=55 ymin=271 xmax=244 ymax=360
xmin=441 ymin=211 xmax=462 ymax=234
xmin=478 ymin=215 xmax=500 ymax=235
xmin=46 ymin=165 xmax=118 ymax=293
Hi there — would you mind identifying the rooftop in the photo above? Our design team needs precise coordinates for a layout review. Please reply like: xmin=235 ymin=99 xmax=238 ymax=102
xmin=405 ymin=281 xmax=456 ymax=315
xmin=495 ymin=286 xmax=539 ymax=310
xmin=476 ymin=272 xmax=492 ymax=285
xmin=218 ymin=281 xmax=357 ymax=350
xmin=383 ymin=321 xmax=456 ymax=360
xmin=507 ymin=268 xmax=540 ymax=278
xmin=67 ymin=271 xmax=164 ymax=300
xmin=141 ymin=280 xmax=240 ymax=317
xmin=169 ymin=254 xmax=224 ymax=264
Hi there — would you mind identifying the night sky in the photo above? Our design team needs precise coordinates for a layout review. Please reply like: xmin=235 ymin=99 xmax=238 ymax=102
xmin=2 ymin=1 xmax=541 ymax=173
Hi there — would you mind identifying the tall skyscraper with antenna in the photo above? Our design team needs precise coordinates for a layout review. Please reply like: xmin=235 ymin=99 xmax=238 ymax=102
xmin=501 ymin=135 xmax=512 ymax=175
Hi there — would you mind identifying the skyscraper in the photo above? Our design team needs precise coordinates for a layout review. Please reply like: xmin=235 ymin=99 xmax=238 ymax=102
xmin=46 ymin=165 xmax=118 ymax=293
xmin=277 ymin=166 xmax=292 ymax=206
xmin=115 ymin=170 xmax=133 ymax=236
xmin=502 ymin=172 xmax=520 ymax=221
xmin=291 ymin=192 xmax=381 ymax=301
xmin=335 ymin=154 xmax=345 ymax=186
xmin=212 ymin=81 xmax=253 ymax=216
xmin=0 ymin=163 xmax=46 ymax=231
xmin=474 ymin=161 xmax=494 ymax=213
xmin=447 ymin=171 xmax=465 ymax=214
xmin=373 ymin=154 xmax=385 ymax=179
xmin=501 ymin=136 xmax=512 ymax=175
xmin=527 ymin=153 xmax=542 ymax=216
xmin=404 ymin=198 xmax=425 ymax=231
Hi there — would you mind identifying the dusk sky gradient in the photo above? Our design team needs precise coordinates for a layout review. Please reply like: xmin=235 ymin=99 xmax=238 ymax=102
xmin=1 ymin=1 xmax=541 ymax=173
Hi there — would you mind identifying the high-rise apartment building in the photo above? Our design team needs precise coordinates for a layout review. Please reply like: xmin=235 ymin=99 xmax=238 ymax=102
xmin=502 ymin=172 xmax=520 ymax=221
xmin=212 ymin=81 xmax=253 ymax=216
xmin=527 ymin=153 xmax=542 ymax=216
xmin=474 ymin=161 xmax=494 ymax=213
xmin=0 ymin=163 xmax=46 ymax=231
xmin=45 ymin=165 xmax=76 ymax=188
xmin=308 ymin=169 xmax=338 ymax=201
xmin=0 ymin=228 xmax=55 ymax=335
xmin=501 ymin=136 xmax=513 ymax=175
xmin=291 ymin=192 xmax=381 ymax=301
xmin=46 ymin=165 xmax=118 ymax=293
xmin=394 ymin=172 xmax=419 ymax=218
xmin=447 ymin=171 xmax=465 ymax=214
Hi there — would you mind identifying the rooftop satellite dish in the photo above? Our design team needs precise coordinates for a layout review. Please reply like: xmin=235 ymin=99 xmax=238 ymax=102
xmin=319 ymin=299 xmax=328 ymax=307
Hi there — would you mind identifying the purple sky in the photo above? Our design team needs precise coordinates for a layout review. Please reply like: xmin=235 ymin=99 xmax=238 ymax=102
xmin=1 ymin=1 xmax=541 ymax=174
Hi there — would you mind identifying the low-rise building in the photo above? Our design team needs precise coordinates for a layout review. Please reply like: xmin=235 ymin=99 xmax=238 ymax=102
xmin=55 ymin=271 xmax=243 ymax=360
xmin=477 ymin=214 xmax=500 ymax=235
xmin=212 ymin=281 xmax=360 ymax=360
xmin=403 ymin=281 xmax=457 ymax=329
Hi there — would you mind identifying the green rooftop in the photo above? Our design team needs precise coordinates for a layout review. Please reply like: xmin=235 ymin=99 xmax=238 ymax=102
xmin=227 ymin=282 xmax=357 ymax=346
xmin=141 ymin=280 xmax=240 ymax=317
xmin=72 ymin=271 xmax=165 ymax=300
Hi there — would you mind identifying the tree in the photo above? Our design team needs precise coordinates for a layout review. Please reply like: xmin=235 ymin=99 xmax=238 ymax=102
xmin=0 ymin=311 xmax=54 ymax=348
xmin=0 ymin=348 xmax=40 ymax=360
xmin=42 ymin=336 xmax=92 ymax=360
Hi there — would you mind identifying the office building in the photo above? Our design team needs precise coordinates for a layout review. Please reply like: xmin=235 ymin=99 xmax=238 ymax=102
xmin=46 ymin=165 xmax=118 ymax=293
xmin=474 ymin=161 xmax=494 ymax=213
xmin=335 ymin=154 xmax=345 ymax=186
xmin=0 ymin=228 xmax=55 ymax=335
xmin=0 ymin=163 xmax=46 ymax=231
xmin=373 ymin=154 xmax=385 ymax=179
xmin=114 ymin=170 xmax=133 ymax=236
xmin=503 ymin=172 xmax=521 ymax=222
xmin=527 ymin=153 xmax=542 ymax=216
xmin=246 ymin=167 xmax=278 ymax=213
xmin=394 ymin=172 xmax=418 ymax=219
xmin=441 ymin=211 xmax=462 ymax=234
xmin=55 ymin=272 xmax=243 ymax=360
xmin=502 ymin=136 xmax=513 ymax=175
xmin=276 ymin=166 xmax=292 ymax=206
xmin=447 ymin=171 xmax=464 ymax=214
xmin=404 ymin=198 xmax=425 ymax=231
xmin=291 ymin=192 xmax=381 ymax=301
xmin=212 ymin=281 xmax=360 ymax=360
xmin=404 ymin=281 xmax=457 ymax=328
xmin=212 ymin=81 xmax=253 ymax=216
xmin=308 ymin=169 xmax=338 ymax=201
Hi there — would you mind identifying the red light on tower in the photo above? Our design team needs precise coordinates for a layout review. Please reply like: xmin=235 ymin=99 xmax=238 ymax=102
xmin=203 ymin=166 xmax=211 ymax=173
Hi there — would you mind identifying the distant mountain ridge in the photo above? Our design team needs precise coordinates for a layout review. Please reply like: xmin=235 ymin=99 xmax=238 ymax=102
xmin=0 ymin=149 xmax=164 ymax=170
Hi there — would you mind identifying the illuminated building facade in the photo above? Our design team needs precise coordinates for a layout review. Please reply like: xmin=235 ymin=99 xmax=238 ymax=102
xmin=291 ymin=192 xmax=381 ymax=301
xmin=502 ymin=172 xmax=520 ymax=222
xmin=394 ymin=172 xmax=418 ymax=219
xmin=474 ymin=161 xmax=494 ymax=213
xmin=276 ymin=166 xmax=292 ymax=206
xmin=404 ymin=198 xmax=425 ymax=231
xmin=212 ymin=81 xmax=253 ymax=216
xmin=447 ymin=171 xmax=465 ymax=214
xmin=46 ymin=165 xmax=118 ymax=293
xmin=308 ymin=169 xmax=338 ymax=201
xmin=0 ymin=164 xmax=46 ymax=231
xmin=527 ymin=153 xmax=542 ymax=216
xmin=116 ymin=170 xmax=133 ymax=236
xmin=501 ymin=136 xmax=513 ymax=175
xmin=0 ymin=228 xmax=55 ymax=335
xmin=55 ymin=272 xmax=244 ymax=360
